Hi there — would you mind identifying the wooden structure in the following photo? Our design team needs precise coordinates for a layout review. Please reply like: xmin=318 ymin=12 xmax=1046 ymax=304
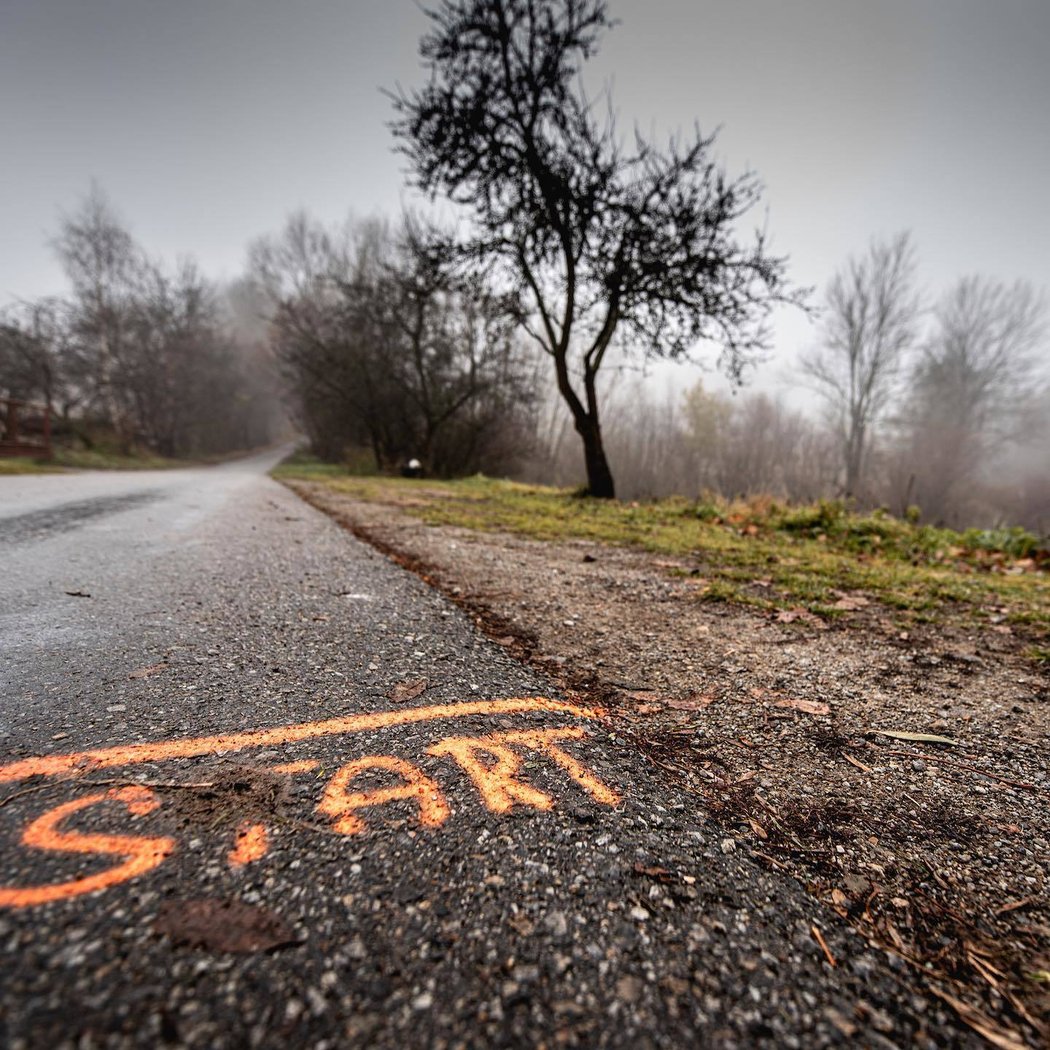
xmin=0 ymin=398 xmax=52 ymax=458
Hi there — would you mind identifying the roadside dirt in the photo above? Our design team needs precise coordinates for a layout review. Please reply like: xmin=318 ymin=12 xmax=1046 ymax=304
xmin=287 ymin=479 xmax=1050 ymax=1048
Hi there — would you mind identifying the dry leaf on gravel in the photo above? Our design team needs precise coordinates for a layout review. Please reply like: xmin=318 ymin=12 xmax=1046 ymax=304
xmin=873 ymin=730 xmax=959 ymax=746
xmin=929 ymin=989 xmax=1030 ymax=1050
xmin=128 ymin=662 xmax=168 ymax=680
xmin=774 ymin=698 xmax=831 ymax=716
xmin=154 ymin=898 xmax=299 ymax=953
xmin=665 ymin=692 xmax=717 ymax=711
xmin=388 ymin=677 xmax=428 ymax=703
xmin=748 ymin=818 xmax=768 ymax=840
xmin=774 ymin=608 xmax=828 ymax=628
xmin=831 ymin=592 xmax=870 ymax=611
xmin=633 ymin=862 xmax=675 ymax=883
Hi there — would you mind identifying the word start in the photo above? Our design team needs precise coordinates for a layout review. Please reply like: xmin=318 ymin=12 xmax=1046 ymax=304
xmin=0 ymin=697 xmax=619 ymax=908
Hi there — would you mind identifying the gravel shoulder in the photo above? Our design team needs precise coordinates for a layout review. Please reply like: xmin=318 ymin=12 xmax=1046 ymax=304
xmin=287 ymin=478 xmax=1050 ymax=1049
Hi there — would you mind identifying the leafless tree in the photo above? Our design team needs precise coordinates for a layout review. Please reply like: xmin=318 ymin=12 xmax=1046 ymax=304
xmin=0 ymin=298 xmax=83 ymax=416
xmin=898 ymin=276 xmax=1047 ymax=524
xmin=392 ymin=0 xmax=801 ymax=497
xmin=51 ymin=186 xmax=142 ymax=441
xmin=800 ymin=233 xmax=920 ymax=499
xmin=40 ymin=186 xmax=282 ymax=457
xmin=254 ymin=212 xmax=537 ymax=474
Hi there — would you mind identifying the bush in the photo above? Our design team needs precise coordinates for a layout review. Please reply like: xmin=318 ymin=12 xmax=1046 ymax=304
xmin=960 ymin=527 xmax=1040 ymax=560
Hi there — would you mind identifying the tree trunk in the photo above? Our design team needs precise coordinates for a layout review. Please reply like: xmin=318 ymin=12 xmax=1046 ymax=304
xmin=576 ymin=413 xmax=616 ymax=499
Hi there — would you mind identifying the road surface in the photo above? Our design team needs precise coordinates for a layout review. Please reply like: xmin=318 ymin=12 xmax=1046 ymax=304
xmin=0 ymin=452 xmax=965 ymax=1047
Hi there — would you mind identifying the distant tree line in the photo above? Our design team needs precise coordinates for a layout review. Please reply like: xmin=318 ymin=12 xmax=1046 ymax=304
xmin=4 ymin=0 xmax=1047 ymax=536
xmin=0 ymin=187 xmax=284 ymax=457
xmin=250 ymin=213 xmax=538 ymax=477
xmin=801 ymin=233 xmax=1048 ymax=529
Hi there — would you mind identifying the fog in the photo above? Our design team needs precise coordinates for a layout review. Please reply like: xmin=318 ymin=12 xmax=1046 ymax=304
xmin=1 ymin=1 xmax=1047 ymax=529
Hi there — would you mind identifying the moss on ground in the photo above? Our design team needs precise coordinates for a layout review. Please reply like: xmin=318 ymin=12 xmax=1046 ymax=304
xmin=277 ymin=462 xmax=1050 ymax=635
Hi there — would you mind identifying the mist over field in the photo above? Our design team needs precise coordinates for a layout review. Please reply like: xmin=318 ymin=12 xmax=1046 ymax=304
xmin=2 ymin=0 xmax=1048 ymax=530
xmin=2 ymin=8 xmax=1049 ymax=1048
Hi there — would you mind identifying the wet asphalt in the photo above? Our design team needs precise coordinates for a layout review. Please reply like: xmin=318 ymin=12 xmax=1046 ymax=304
xmin=0 ymin=453 xmax=973 ymax=1048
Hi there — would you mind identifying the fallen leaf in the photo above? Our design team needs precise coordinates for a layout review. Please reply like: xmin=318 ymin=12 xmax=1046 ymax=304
xmin=929 ymin=989 xmax=1029 ymax=1050
xmin=843 ymin=753 xmax=873 ymax=773
xmin=748 ymin=818 xmax=768 ymax=840
xmin=665 ymin=692 xmax=717 ymax=711
xmin=873 ymin=730 xmax=959 ymax=746
xmin=129 ymin=662 xmax=168 ymax=680
xmin=832 ymin=596 xmax=868 ymax=611
xmin=633 ymin=862 xmax=675 ymax=883
xmin=154 ymin=898 xmax=299 ymax=953
xmin=774 ymin=698 xmax=831 ymax=716
xmin=387 ymin=678 xmax=427 ymax=703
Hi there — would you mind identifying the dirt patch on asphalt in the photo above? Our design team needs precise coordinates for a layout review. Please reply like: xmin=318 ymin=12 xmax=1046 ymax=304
xmin=287 ymin=479 xmax=1050 ymax=1047
xmin=158 ymin=765 xmax=290 ymax=831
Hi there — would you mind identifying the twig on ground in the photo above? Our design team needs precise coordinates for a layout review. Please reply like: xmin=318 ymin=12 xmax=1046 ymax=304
xmin=811 ymin=924 xmax=837 ymax=967
xmin=843 ymin=753 xmax=873 ymax=773
xmin=872 ymin=748 xmax=1047 ymax=793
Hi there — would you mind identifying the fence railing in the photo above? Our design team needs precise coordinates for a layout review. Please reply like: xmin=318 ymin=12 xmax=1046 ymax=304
xmin=0 ymin=398 xmax=52 ymax=458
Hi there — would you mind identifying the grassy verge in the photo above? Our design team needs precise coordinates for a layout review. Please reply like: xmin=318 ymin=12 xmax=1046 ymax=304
xmin=1 ymin=447 xmax=228 ymax=475
xmin=278 ymin=461 xmax=1050 ymax=635
xmin=52 ymin=448 xmax=187 ymax=471
xmin=0 ymin=458 xmax=69 ymax=475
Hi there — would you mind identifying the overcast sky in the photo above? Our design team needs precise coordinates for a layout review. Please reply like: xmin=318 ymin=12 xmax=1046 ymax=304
xmin=2 ymin=0 xmax=1048 ymax=395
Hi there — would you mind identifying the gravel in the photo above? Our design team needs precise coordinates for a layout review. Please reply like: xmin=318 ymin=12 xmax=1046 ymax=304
xmin=286 ymin=478 xmax=1049 ymax=1048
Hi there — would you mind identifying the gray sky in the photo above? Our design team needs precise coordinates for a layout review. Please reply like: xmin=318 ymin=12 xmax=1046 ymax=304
xmin=2 ymin=0 xmax=1049 ymax=391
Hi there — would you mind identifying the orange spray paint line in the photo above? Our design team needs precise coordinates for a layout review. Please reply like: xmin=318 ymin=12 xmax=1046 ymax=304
xmin=0 ymin=787 xmax=175 ymax=908
xmin=228 ymin=822 xmax=270 ymax=868
xmin=270 ymin=760 xmax=320 ymax=775
xmin=427 ymin=736 xmax=555 ymax=815
xmin=317 ymin=756 xmax=450 ymax=835
xmin=428 ymin=727 xmax=620 ymax=813
xmin=499 ymin=728 xmax=621 ymax=806
xmin=0 ymin=697 xmax=602 ymax=786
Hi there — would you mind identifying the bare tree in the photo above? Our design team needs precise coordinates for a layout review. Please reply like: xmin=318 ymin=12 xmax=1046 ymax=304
xmin=254 ymin=212 xmax=536 ymax=475
xmin=800 ymin=233 xmax=920 ymax=499
xmin=52 ymin=186 xmax=140 ymax=439
xmin=43 ymin=186 xmax=282 ymax=457
xmin=898 ymin=276 xmax=1047 ymax=524
xmin=392 ymin=0 xmax=799 ymax=497
xmin=0 ymin=298 xmax=81 ymax=416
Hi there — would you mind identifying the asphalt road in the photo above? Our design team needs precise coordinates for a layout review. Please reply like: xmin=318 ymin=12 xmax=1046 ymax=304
xmin=0 ymin=453 xmax=971 ymax=1048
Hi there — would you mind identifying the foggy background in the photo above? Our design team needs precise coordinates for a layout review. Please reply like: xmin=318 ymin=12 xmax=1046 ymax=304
xmin=2 ymin=0 xmax=1048 ymax=528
